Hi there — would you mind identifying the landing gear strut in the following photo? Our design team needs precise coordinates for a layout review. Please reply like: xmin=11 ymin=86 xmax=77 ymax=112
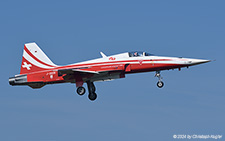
xmin=87 ymin=81 xmax=97 ymax=101
xmin=155 ymin=71 xmax=164 ymax=88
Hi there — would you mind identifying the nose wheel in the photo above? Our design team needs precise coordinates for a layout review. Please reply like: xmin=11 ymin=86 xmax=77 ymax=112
xmin=155 ymin=71 xmax=164 ymax=88
xmin=157 ymin=81 xmax=164 ymax=88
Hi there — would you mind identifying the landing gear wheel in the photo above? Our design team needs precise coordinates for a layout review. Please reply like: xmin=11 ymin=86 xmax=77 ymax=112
xmin=86 ymin=81 xmax=98 ymax=101
xmin=88 ymin=92 xmax=97 ymax=101
xmin=157 ymin=81 xmax=164 ymax=88
xmin=77 ymin=86 xmax=86 ymax=95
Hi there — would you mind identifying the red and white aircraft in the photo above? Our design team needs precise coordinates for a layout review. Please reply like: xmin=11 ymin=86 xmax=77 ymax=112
xmin=9 ymin=43 xmax=210 ymax=101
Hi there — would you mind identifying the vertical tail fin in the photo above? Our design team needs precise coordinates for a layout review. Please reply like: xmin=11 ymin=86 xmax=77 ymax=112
xmin=20 ymin=43 xmax=58 ymax=74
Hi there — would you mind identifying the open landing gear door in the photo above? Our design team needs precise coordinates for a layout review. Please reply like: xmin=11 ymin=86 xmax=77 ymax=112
xmin=124 ymin=64 xmax=131 ymax=72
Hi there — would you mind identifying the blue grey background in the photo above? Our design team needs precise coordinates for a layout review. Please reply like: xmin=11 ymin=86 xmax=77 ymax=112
xmin=0 ymin=0 xmax=224 ymax=140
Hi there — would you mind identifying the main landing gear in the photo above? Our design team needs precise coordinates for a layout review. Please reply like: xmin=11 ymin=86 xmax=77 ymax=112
xmin=76 ymin=81 xmax=97 ymax=101
xmin=87 ymin=81 xmax=97 ymax=101
xmin=155 ymin=71 xmax=164 ymax=88
xmin=77 ymin=86 xmax=86 ymax=95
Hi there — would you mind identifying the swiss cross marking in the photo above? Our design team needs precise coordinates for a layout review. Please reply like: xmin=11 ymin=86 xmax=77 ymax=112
xmin=22 ymin=62 xmax=32 ymax=70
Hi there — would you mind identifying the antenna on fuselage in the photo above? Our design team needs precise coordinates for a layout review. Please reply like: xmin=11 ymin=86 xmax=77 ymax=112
xmin=100 ymin=52 xmax=107 ymax=58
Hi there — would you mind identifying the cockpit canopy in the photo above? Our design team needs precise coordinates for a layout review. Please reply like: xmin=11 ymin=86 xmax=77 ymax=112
xmin=129 ymin=51 xmax=153 ymax=57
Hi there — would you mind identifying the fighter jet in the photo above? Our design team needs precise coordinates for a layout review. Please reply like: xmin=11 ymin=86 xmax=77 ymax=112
xmin=9 ymin=43 xmax=210 ymax=101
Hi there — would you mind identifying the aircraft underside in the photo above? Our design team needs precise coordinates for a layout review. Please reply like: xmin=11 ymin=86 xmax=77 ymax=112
xmin=9 ymin=64 xmax=187 ymax=101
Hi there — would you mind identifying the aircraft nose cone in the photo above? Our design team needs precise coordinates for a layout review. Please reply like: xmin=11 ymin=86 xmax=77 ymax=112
xmin=187 ymin=59 xmax=211 ymax=66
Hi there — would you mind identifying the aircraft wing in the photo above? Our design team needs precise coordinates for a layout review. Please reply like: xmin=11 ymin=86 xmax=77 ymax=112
xmin=58 ymin=65 xmax=128 ymax=76
xmin=58 ymin=64 xmax=129 ymax=82
xmin=71 ymin=69 xmax=99 ymax=74
xmin=58 ymin=68 xmax=99 ymax=76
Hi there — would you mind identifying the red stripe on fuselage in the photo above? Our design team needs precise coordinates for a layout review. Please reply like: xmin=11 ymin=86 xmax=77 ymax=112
xmin=54 ymin=59 xmax=174 ymax=70
xmin=24 ymin=45 xmax=56 ymax=67
xmin=22 ymin=55 xmax=183 ymax=75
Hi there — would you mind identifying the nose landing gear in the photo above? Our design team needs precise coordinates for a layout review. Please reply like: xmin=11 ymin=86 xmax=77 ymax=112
xmin=157 ymin=81 xmax=164 ymax=88
xmin=155 ymin=71 xmax=164 ymax=88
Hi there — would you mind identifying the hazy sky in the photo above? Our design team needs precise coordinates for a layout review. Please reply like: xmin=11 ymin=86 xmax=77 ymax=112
xmin=0 ymin=0 xmax=224 ymax=140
